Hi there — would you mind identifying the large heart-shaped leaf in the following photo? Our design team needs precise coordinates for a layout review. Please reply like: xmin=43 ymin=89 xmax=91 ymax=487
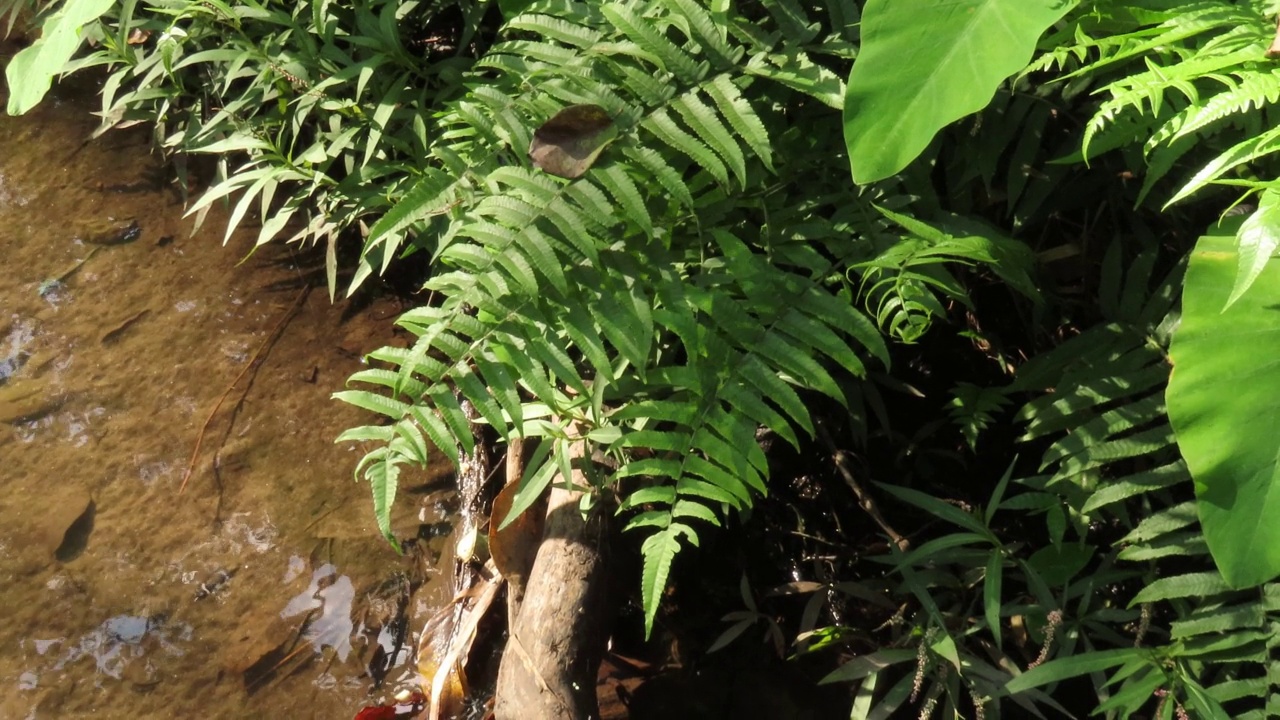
xmin=1167 ymin=220 xmax=1280 ymax=587
xmin=843 ymin=0 xmax=1077 ymax=184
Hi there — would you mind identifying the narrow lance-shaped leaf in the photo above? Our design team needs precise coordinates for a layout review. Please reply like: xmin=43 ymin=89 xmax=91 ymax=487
xmin=1225 ymin=189 xmax=1280 ymax=310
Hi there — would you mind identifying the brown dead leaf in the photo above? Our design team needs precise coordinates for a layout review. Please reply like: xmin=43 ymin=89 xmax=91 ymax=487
xmin=528 ymin=104 xmax=616 ymax=179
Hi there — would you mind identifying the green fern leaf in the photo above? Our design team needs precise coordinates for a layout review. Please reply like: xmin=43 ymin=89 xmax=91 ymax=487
xmin=595 ymin=165 xmax=654 ymax=236
xmin=691 ymin=419 xmax=761 ymax=475
xmin=427 ymin=386 xmax=476 ymax=457
xmin=561 ymin=304 xmax=615 ymax=380
xmin=759 ymin=0 xmax=819 ymax=44
xmin=1166 ymin=122 xmax=1280 ymax=206
xmin=1121 ymin=501 xmax=1199 ymax=544
xmin=474 ymin=353 xmax=525 ymax=436
xmin=335 ymin=425 xmax=396 ymax=444
xmin=361 ymin=169 xmax=456 ymax=261
xmin=602 ymin=4 xmax=705 ymax=83
xmin=643 ymin=108 xmax=729 ymax=186
xmin=1118 ymin=532 xmax=1209 ymax=561
xmin=620 ymin=485 xmax=679 ymax=510
xmin=738 ymin=354 xmax=814 ymax=435
xmin=676 ymin=476 xmax=739 ymax=507
xmin=623 ymin=145 xmax=695 ymax=208
xmin=640 ymin=522 xmax=695 ymax=637
xmin=334 ymin=389 xmax=410 ymax=419
xmin=719 ymin=380 xmax=799 ymax=448
xmin=505 ymin=13 xmax=605 ymax=49
xmin=704 ymin=74 xmax=773 ymax=171
xmin=682 ymin=454 xmax=752 ymax=503
xmin=408 ymin=406 xmax=462 ymax=469
xmin=347 ymin=368 xmax=428 ymax=399
xmin=493 ymin=340 xmax=560 ymax=404
xmin=392 ymin=421 xmax=430 ymax=465
xmin=672 ymin=91 xmax=747 ymax=186
xmin=1130 ymin=572 xmax=1232 ymax=606
xmin=619 ymin=429 xmax=693 ymax=453
xmin=617 ymin=457 xmax=685 ymax=481
xmin=672 ymin=499 xmax=720 ymax=525
xmin=1081 ymin=462 xmax=1188 ymax=512
xmin=454 ymin=365 xmax=508 ymax=435
xmin=365 ymin=454 xmax=403 ymax=551
xmin=659 ymin=0 xmax=738 ymax=68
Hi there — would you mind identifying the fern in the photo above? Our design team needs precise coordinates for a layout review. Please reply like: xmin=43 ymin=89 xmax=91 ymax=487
xmin=336 ymin=0 xmax=881 ymax=633
xmin=1006 ymin=245 xmax=1280 ymax=715
xmin=1046 ymin=0 xmax=1280 ymax=209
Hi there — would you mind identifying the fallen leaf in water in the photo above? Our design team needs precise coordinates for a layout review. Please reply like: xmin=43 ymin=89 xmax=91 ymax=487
xmin=418 ymin=566 xmax=505 ymax=720
xmin=528 ymin=104 xmax=616 ymax=179
xmin=353 ymin=692 xmax=425 ymax=720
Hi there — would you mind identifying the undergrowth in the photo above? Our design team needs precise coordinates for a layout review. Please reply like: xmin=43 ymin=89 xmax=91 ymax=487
xmin=8 ymin=0 xmax=1280 ymax=717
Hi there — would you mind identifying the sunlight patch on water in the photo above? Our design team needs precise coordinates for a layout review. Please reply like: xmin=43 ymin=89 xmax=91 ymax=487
xmin=282 ymin=564 xmax=356 ymax=662
xmin=20 ymin=614 xmax=192 ymax=690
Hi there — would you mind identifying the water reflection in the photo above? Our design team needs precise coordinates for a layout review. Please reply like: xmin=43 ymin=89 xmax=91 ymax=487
xmin=283 ymin=564 xmax=357 ymax=662
xmin=19 ymin=612 xmax=193 ymax=693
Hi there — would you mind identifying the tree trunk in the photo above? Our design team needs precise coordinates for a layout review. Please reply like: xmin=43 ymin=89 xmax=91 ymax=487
xmin=493 ymin=437 xmax=609 ymax=720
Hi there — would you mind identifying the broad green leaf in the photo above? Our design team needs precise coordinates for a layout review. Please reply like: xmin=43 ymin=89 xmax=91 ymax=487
xmin=1168 ymin=220 xmax=1280 ymax=587
xmin=843 ymin=0 xmax=1076 ymax=183
xmin=5 ymin=0 xmax=115 ymax=115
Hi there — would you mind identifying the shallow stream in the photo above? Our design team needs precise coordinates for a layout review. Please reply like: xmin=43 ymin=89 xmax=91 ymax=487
xmin=0 ymin=77 xmax=453 ymax=719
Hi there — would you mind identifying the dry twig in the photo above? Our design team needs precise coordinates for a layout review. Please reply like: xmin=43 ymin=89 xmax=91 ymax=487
xmin=178 ymin=284 xmax=310 ymax=494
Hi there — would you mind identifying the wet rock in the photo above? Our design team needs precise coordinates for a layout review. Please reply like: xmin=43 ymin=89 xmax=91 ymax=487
xmin=192 ymin=565 xmax=238 ymax=601
xmin=76 ymin=217 xmax=140 ymax=245
xmin=121 ymin=654 xmax=161 ymax=691
xmin=0 ymin=378 xmax=62 ymax=424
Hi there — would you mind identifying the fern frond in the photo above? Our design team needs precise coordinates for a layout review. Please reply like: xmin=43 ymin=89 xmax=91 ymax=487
xmin=1150 ymin=66 xmax=1280 ymax=148
xmin=338 ymin=0 xmax=888 ymax=639
xmin=640 ymin=523 xmax=695 ymax=634
xmin=1131 ymin=572 xmax=1233 ymax=605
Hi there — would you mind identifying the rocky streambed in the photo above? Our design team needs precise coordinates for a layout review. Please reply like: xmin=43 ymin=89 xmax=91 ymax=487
xmin=0 ymin=72 xmax=455 ymax=719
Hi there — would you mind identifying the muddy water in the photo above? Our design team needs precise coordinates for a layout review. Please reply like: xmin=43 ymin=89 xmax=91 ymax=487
xmin=0 ymin=81 xmax=455 ymax=718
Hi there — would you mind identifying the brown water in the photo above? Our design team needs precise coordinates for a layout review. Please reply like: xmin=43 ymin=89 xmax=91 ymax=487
xmin=0 ymin=79 xmax=455 ymax=718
